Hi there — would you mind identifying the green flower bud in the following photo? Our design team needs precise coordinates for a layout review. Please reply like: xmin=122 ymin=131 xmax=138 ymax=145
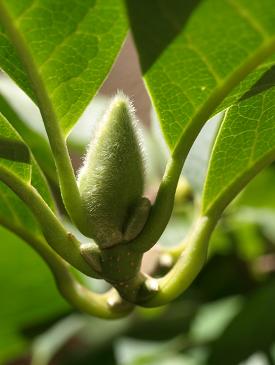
xmin=78 ymin=93 xmax=147 ymax=248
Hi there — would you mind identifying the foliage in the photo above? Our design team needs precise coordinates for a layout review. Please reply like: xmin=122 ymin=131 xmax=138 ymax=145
xmin=1 ymin=0 xmax=275 ymax=364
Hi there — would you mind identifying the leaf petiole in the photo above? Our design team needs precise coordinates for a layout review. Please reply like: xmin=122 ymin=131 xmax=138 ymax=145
xmin=0 ymin=164 xmax=98 ymax=277
xmin=0 ymin=216 xmax=133 ymax=319
xmin=141 ymin=214 xmax=218 ymax=307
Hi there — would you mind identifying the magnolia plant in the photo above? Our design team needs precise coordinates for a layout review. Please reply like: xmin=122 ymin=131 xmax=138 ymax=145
xmin=0 ymin=0 xmax=275 ymax=320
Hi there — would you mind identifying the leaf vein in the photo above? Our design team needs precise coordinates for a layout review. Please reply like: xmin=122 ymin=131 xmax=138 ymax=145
xmin=227 ymin=0 xmax=270 ymax=40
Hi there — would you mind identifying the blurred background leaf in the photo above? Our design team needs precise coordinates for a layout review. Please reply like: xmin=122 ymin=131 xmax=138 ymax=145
xmin=0 ymin=227 xmax=70 ymax=363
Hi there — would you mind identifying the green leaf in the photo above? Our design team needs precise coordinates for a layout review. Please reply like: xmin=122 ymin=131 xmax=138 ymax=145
xmin=0 ymin=24 xmax=35 ymax=100
xmin=190 ymin=297 xmax=242 ymax=344
xmin=0 ymin=181 xmax=40 ymax=234
xmin=0 ymin=92 xmax=57 ymax=184
xmin=0 ymin=226 xmax=70 ymax=363
xmin=126 ymin=0 xmax=275 ymax=150
xmin=228 ymin=168 xmax=275 ymax=243
xmin=0 ymin=112 xmax=30 ymax=181
xmin=207 ymin=279 xmax=275 ymax=365
xmin=0 ymin=0 xmax=128 ymax=135
xmin=31 ymin=315 xmax=86 ymax=365
xmin=217 ymin=55 xmax=275 ymax=114
xmin=0 ymin=158 xmax=55 ymax=236
xmin=0 ymin=113 xmax=56 ymax=236
xmin=235 ymin=167 xmax=275 ymax=211
xmin=0 ymin=110 xmax=56 ymax=209
xmin=226 ymin=168 xmax=275 ymax=244
xmin=202 ymin=86 xmax=275 ymax=216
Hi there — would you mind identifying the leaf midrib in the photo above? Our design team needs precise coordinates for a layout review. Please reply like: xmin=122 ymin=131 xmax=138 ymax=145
xmin=227 ymin=0 xmax=270 ymax=40
xmin=201 ymin=88 xmax=275 ymax=216
xmin=203 ymin=146 xmax=275 ymax=217
xmin=172 ymin=37 xmax=275 ymax=162
xmin=0 ymin=0 xmax=90 ymax=231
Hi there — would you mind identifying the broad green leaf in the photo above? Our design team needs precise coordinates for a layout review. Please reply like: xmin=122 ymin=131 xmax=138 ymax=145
xmin=31 ymin=315 xmax=86 ymax=365
xmin=0 ymin=159 xmax=55 ymax=236
xmin=202 ymin=86 xmax=275 ymax=216
xmin=190 ymin=297 xmax=241 ymax=344
xmin=0 ymin=111 xmax=56 ymax=211
xmin=126 ymin=0 xmax=275 ymax=150
xmin=0 ymin=181 xmax=40 ymax=234
xmin=0 ymin=112 xmax=30 ymax=181
xmin=230 ymin=168 xmax=275 ymax=242
xmin=0 ymin=92 xmax=57 ymax=184
xmin=235 ymin=167 xmax=275 ymax=211
xmin=0 ymin=0 xmax=128 ymax=135
xmin=0 ymin=226 xmax=70 ymax=363
xmin=0 ymin=113 xmax=56 ymax=237
xmin=207 ymin=279 xmax=275 ymax=365
xmin=0 ymin=25 xmax=35 ymax=100
xmin=217 ymin=55 xmax=275 ymax=114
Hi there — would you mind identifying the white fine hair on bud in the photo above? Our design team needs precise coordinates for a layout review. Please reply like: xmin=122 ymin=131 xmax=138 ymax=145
xmin=77 ymin=91 xmax=147 ymax=247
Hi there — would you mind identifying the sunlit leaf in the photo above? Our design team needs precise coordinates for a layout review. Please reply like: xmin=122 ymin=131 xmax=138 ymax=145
xmin=202 ymin=86 xmax=275 ymax=216
xmin=0 ymin=227 xmax=70 ymax=363
xmin=0 ymin=0 xmax=128 ymax=135
xmin=0 ymin=112 xmax=30 ymax=181
xmin=126 ymin=0 xmax=275 ymax=150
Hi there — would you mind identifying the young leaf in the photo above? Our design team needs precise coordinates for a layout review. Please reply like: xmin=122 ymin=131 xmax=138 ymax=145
xmin=0 ymin=111 xmax=56 ymax=208
xmin=0 ymin=226 xmax=69 ymax=363
xmin=0 ymin=93 xmax=57 ymax=184
xmin=0 ymin=24 xmax=35 ymax=101
xmin=0 ymin=181 xmax=40 ymax=235
xmin=0 ymin=0 xmax=128 ymax=135
xmin=0 ymin=112 xmax=30 ymax=182
xmin=0 ymin=112 xmax=56 ymax=238
xmin=207 ymin=279 xmax=275 ymax=365
xmin=126 ymin=0 xmax=275 ymax=151
xmin=202 ymin=85 xmax=275 ymax=217
xmin=217 ymin=55 xmax=275 ymax=114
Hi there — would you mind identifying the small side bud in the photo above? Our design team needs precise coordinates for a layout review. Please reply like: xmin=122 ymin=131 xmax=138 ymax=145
xmin=136 ymin=275 xmax=159 ymax=303
xmin=80 ymin=243 xmax=102 ymax=273
xmin=107 ymin=289 xmax=133 ymax=313
xmin=78 ymin=92 xmax=145 ymax=248
xmin=123 ymin=197 xmax=151 ymax=241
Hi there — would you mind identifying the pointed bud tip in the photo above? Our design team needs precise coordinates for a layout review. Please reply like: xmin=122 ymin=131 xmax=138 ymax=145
xmin=108 ymin=91 xmax=136 ymax=117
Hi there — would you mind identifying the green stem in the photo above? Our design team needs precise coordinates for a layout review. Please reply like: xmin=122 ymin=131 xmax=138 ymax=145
xmin=0 ymin=217 xmax=133 ymax=319
xmin=112 ymin=272 xmax=159 ymax=304
xmin=0 ymin=1 xmax=89 ymax=235
xmin=141 ymin=215 xmax=217 ymax=307
xmin=149 ymin=140 xmax=275 ymax=307
xmin=0 ymin=165 xmax=98 ymax=277
xmin=130 ymin=37 xmax=275 ymax=254
xmin=165 ymin=240 xmax=187 ymax=261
